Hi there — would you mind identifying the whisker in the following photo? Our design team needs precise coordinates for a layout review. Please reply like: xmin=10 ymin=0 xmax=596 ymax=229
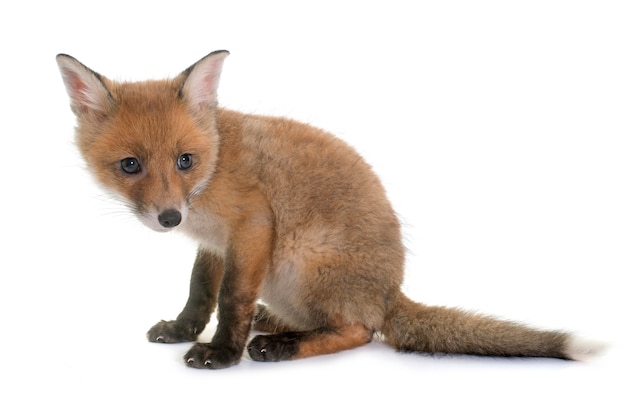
xmin=87 ymin=191 xmax=143 ymax=227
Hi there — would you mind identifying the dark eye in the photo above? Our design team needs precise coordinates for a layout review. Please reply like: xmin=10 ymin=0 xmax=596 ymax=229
xmin=177 ymin=153 xmax=193 ymax=170
xmin=120 ymin=157 xmax=141 ymax=174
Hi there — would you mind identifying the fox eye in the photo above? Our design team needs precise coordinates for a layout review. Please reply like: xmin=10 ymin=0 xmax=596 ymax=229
xmin=120 ymin=157 xmax=141 ymax=174
xmin=177 ymin=153 xmax=193 ymax=170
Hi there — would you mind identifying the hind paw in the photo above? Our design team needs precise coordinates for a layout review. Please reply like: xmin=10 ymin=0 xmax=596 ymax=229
xmin=247 ymin=333 xmax=299 ymax=362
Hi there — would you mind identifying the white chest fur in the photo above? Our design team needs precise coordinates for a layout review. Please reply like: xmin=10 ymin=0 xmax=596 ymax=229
xmin=180 ymin=208 xmax=229 ymax=256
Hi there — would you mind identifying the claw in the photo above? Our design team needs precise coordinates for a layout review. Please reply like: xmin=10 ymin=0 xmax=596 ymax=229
xmin=187 ymin=358 xmax=195 ymax=364
xmin=156 ymin=336 xmax=164 ymax=342
xmin=204 ymin=359 xmax=212 ymax=366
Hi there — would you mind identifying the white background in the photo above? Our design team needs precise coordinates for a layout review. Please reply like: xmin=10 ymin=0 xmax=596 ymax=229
xmin=1 ymin=1 xmax=624 ymax=407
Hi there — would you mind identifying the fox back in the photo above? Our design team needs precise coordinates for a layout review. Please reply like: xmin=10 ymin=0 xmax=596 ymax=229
xmin=57 ymin=51 xmax=600 ymax=369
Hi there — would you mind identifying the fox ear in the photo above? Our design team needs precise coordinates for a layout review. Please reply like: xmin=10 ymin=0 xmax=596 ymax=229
xmin=56 ymin=54 xmax=114 ymax=119
xmin=179 ymin=50 xmax=229 ymax=113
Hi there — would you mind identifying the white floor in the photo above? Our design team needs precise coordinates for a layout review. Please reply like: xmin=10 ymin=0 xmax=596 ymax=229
xmin=1 ymin=2 xmax=624 ymax=408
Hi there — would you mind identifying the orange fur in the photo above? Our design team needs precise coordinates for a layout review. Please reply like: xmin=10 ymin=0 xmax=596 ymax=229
xmin=57 ymin=51 xmax=600 ymax=369
xmin=294 ymin=323 xmax=374 ymax=360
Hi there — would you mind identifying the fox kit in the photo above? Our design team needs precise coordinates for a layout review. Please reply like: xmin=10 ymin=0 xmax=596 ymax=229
xmin=57 ymin=51 xmax=599 ymax=369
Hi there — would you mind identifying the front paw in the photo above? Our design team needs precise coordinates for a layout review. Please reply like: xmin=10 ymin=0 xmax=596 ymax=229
xmin=184 ymin=343 xmax=241 ymax=369
xmin=147 ymin=319 xmax=204 ymax=343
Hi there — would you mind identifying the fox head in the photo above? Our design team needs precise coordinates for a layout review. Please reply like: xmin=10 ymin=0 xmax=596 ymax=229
xmin=57 ymin=51 xmax=229 ymax=231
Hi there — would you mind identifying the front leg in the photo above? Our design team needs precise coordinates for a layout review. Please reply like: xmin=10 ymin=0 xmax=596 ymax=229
xmin=185 ymin=228 xmax=272 ymax=369
xmin=147 ymin=248 xmax=224 ymax=343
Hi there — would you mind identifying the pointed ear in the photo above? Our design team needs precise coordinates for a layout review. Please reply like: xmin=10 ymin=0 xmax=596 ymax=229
xmin=56 ymin=54 xmax=115 ymax=119
xmin=179 ymin=50 xmax=229 ymax=113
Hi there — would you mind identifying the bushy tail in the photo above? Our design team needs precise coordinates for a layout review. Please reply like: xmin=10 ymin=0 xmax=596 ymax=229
xmin=382 ymin=292 xmax=600 ymax=360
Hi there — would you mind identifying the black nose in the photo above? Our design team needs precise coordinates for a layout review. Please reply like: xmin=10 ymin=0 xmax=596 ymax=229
xmin=158 ymin=209 xmax=182 ymax=228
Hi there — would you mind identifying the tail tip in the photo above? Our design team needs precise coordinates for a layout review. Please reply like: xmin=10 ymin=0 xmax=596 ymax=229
xmin=564 ymin=335 xmax=607 ymax=361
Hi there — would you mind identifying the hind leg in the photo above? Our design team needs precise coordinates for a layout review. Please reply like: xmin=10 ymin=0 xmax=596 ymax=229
xmin=247 ymin=321 xmax=373 ymax=362
xmin=251 ymin=304 xmax=300 ymax=333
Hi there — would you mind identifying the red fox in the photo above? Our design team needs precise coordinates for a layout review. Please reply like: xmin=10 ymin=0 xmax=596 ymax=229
xmin=57 ymin=51 xmax=600 ymax=369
